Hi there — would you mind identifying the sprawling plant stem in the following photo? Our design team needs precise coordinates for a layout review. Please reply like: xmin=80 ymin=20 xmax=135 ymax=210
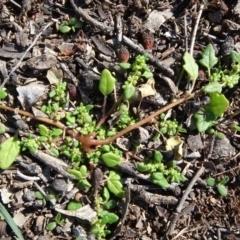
xmin=0 ymin=92 xmax=195 ymax=152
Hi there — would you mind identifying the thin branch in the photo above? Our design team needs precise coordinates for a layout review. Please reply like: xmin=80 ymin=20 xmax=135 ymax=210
xmin=1 ymin=21 xmax=54 ymax=87
xmin=69 ymin=0 xmax=114 ymax=33
xmin=122 ymin=35 xmax=174 ymax=77
xmin=176 ymin=165 xmax=205 ymax=213
xmin=189 ymin=4 xmax=204 ymax=56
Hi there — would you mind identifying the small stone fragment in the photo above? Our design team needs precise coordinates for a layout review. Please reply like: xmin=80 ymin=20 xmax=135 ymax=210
xmin=51 ymin=178 xmax=68 ymax=192
xmin=23 ymin=190 xmax=36 ymax=202
xmin=221 ymin=36 xmax=235 ymax=56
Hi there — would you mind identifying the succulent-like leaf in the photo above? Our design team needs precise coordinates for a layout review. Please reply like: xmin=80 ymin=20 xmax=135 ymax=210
xmin=99 ymin=69 xmax=116 ymax=96
xmin=183 ymin=52 xmax=199 ymax=81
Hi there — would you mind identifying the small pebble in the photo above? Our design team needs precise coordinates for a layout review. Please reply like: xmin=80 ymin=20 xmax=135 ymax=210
xmin=51 ymin=178 xmax=68 ymax=192
xmin=23 ymin=191 xmax=36 ymax=202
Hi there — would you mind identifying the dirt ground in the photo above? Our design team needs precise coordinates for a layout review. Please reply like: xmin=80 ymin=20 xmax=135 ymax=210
xmin=0 ymin=0 xmax=240 ymax=239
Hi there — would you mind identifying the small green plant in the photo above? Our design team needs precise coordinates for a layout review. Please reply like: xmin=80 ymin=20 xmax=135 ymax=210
xmin=90 ymin=187 xmax=119 ymax=240
xmin=41 ymin=82 xmax=67 ymax=117
xmin=59 ymin=17 xmax=82 ymax=33
xmin=120 ymin=54 xmax=153 ymax=99
xmin=158 ymin=115 xmax=186 ymax=136
xmin=206 ymin=176 xmax=229 ymax=197
xmin=46 ymin=213 xmax=65 ymax=231
xmin=137 ymin=151 xmax=187 ymax=188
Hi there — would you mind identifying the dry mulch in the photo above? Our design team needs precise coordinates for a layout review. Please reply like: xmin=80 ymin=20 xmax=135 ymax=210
xmin=1 ymin=0 xmax=240 ymax=239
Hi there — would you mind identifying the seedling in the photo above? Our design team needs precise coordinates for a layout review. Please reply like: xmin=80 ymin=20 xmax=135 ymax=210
xmin=120 ymin=54 xmax=153 ymax=99
xmin=46 ymin=213 xmax=65 ymax=231
xmin=137 ymin=151 xmax=187 ymax=188
xmin=206 ymin=176 xmax=229 ymax=197
xmin=59 ymin=17 xmax=82 ymax=33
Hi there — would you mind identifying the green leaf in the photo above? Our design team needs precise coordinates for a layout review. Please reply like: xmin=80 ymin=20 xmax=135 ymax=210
xmin=38 ymin=124 xmax=49 ymax=136
xmin=230 ymin=51 xmax=240 ymax=63
xmin=183 ymin=52 xmax=198 ymax=81
xmin=0 ymin=88 xmax=7 ymax=100
xmin=153 ymin=151 xmax=163 ymax=163
xmin=206 ymin=177 xmax=216 ymax=186
xmin=101 ymin=211 xmax=119 ymax=224
xmin=107 ymin=171 xmax=124 ymax=198
xmin=199 ymin=44 xmax=218 ymax=71
xmin=74 ymin=21 xmax=82 ymax=29
xmin=103 ymin=187 xmax=110 ymax=201
xmin=0 ymin=203 xmax=25 ymax=240
xmin=217 ymin=184 xmax=228 ymax=196
xmin=214 ymin=131 xmax=225 ymax=139
xmin=194 ymin=110 xmax=216 ymax=132
xmin=151 ymin=172 xmax=169 ymax=188
xmin=0 ymin=135 xmax=20 ymax=169
xmin=79 ymin=165 xmax=87 ymax=177
xmin=102 ymin=153 xmax=121 ymax=167
xmin=99 ymin=69 xmax=116 ymax=96
xmin=142 ymin=71 xmax=153 ymax=79
xmin=79 ymin=179 xmax=91 ymax=188
xmin=67 ymin=169 xmax=83 ymax=179
xmin=46 ymin=222 xmax=57 ymax=231
xmin=35 ymin=191 xmax=44 ymax=199
xmin=137 ymin=163 xmax=150 ymax=172
xmin=203 ymin=82 xmax=222 ymax=94
xmin=67 ymin=200 xmax=82 ymax=210
xmin=59 ymin=24 xmax=71 ymax=33
xmin=204 ymin=93 xmax=229 ymax=117
xmin=124 ymin=84 xmax=135 ymax=99
xmin=68 ymin=17 xmax=78 ymax=26
xmin=119 ymin=62 xmax=131 ymax=69
xmin=51 ymin=128 xmax=63 ymax=138
xmin=103 ymin=200 xmax=117 ymax=210
xmin=219 ymin=176 xmax=229 ymax=185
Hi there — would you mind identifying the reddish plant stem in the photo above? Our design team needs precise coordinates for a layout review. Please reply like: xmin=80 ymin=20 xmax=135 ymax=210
xmin=0 ymin=91 xmax=196 ymax=152
xmin=69 ymin=95 xmax=191 ymax=152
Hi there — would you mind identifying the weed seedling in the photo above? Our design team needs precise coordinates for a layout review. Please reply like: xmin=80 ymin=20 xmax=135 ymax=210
xmin=59 ymin=17 xmax=82 ymax=33
xmin=206 ymin=176 xmax=229 ymax=197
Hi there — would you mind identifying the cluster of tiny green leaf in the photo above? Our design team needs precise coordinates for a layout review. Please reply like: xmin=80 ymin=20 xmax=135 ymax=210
xmin=67 ymin=165 xmax=92 ymax=189
xmin=41 ymin=82 xmax=67 ymax=118
xmin=65 ymin=103 xmax=96 ymax=135
xmin=210 ymin=51 xmax=240 ymax=88
xmin=90 ymin=183 xmax=122 ymax=239
xmin=137 ymin=151 xmax=187 ymax=188
xmin=120 ymin=54 xmax=153 ymax=99
xmin=158 ymin=114 xmax=186 ymax=136
xmin=117 ymin=103 xmax=136 ymax=129
xmin=21 ymin=125 xmax=63 ymax=156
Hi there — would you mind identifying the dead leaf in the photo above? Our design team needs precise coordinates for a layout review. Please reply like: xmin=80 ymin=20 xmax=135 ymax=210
xmin=166 ymin=136 xmax=184 ymax=160
xmin=138 ymin=78 xmax=156 ymax=98
xmin=46 ymin=68 xmax=63 ymax=84
xmin=143 ymin=9 xmax=173 ymax=32
xmin=17 ymin=83 xmax=47 ymax=110
xmin=54 ymin=204 xmax=97 ymax=223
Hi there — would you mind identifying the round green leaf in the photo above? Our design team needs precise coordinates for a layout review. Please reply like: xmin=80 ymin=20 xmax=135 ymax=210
xmin=204 ymin=93 xmax=229 ymax=117
xmin=206 ymin=177 xmax=216 ymax=186
xmin=80 ymin=165 xmax=87 ymax=177
xmin=38 ymin=124 xmax=49 ymax=136
xmin=103 ymin=200 xmax=117 ymax=210
xmin=203 ymin=82 xmax=222 ymax=94
xmin=230 ymin=51 xmax=240 ymax=63
xmin=0 ymin=88 xmax=7 ymax=100
xmin=46 ymin=222 xmax=57 ymax=231
xmin=59 ymin=25 xmax=71 ymax=33
xmin=194 ymin=110 xmax=216 ymax=132
xmin=183 ymin=52 xmax=198 ymax=81
xmin=217 ymin=184 xmax=228 ymax=197
xmin=124 ymin=84 xmax=135 ymax=99
xmin=101 ymin=211 xmax=119 ymax=224
xmin=67 ymin=200 xmax=82 ymax=210
xmin=102 ymin=153 xmax=121 ymax=167
xmin=99 ymin=69 xmax=116 ymax=96
xmin=142 ymin=71 xmax=153 ymax=79
xmin=68 ymin=17 xmax=78 ymax=26
xmin=0 ymin=135 xmax=20 ymax=169
xmin=119 ymin=62 xmax=131 ymax=69
xmin=137 ymin=163 xmax=149 ymax=172
xmin=51 ymin=128 xmax=63 ymax=138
